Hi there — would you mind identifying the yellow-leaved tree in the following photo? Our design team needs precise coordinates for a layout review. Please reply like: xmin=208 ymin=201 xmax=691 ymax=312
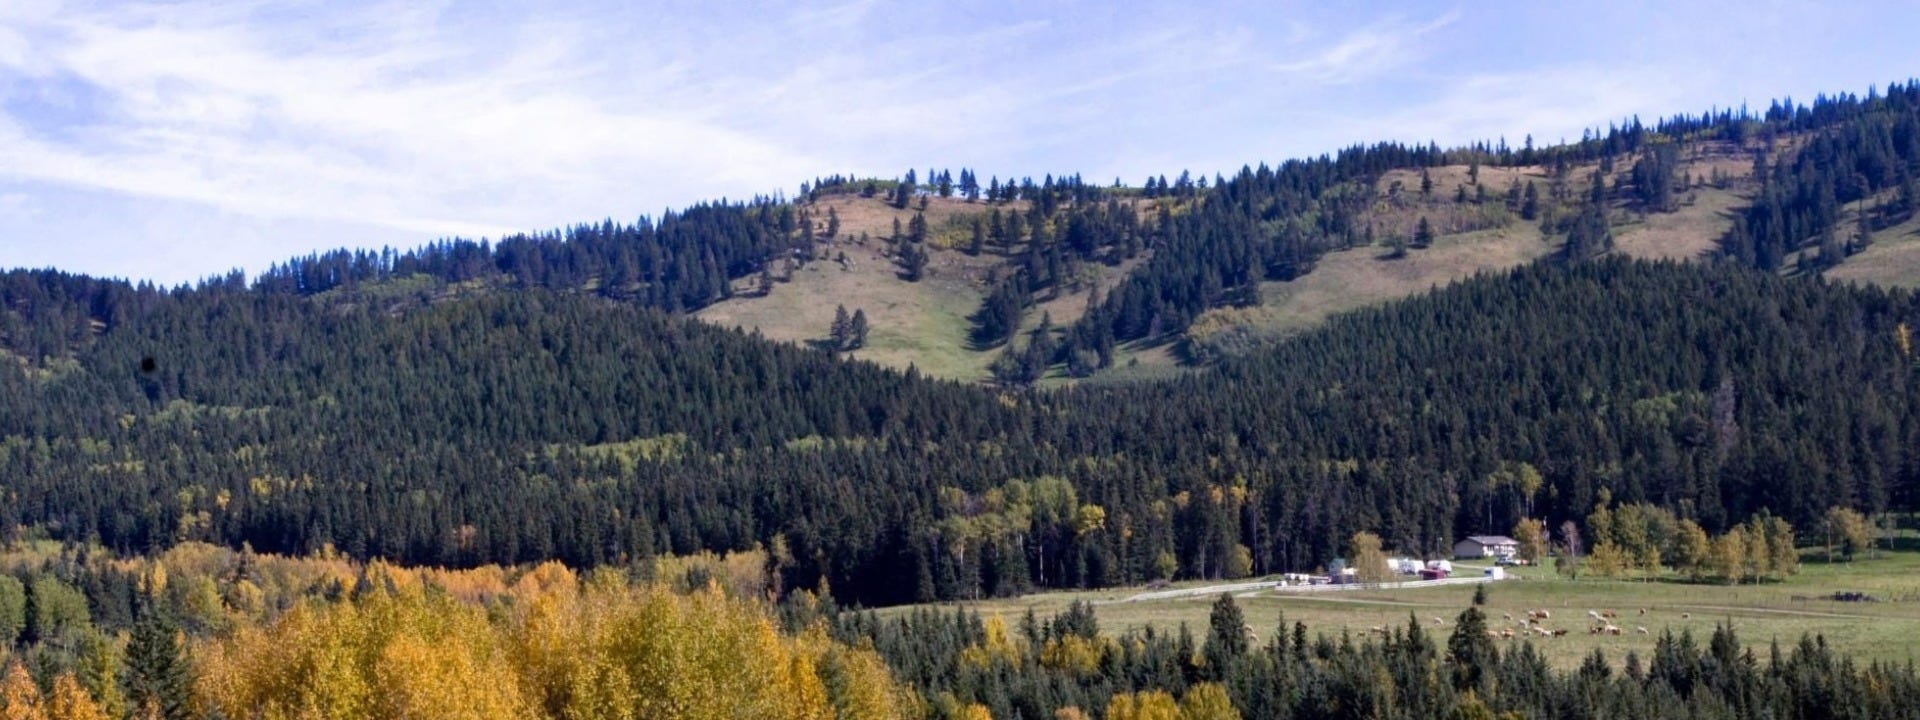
xmin=1106 ymin=690 xmax=1180 ymax=720
xmin=45 ymin=676 xmax=109 ymax=720
xmin=1 ymin=662 xmax=47 ymax=720
xmin=1178 ymin=683 xmax=1241 ymax=720
xmin=1347 ymin=532 xmax=1392 ymax=584
xmin=197 ymin=586 xmax=535 ymax=720
xmin=197 ymin=575 xmax=920 ymax=720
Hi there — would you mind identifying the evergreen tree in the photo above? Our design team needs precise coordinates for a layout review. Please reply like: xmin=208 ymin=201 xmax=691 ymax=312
xmin=1202 ymin=593 xmax=1247 ymax=680
xmin=829 ymin=305 xmax=852 ymax=350
xmin=893 ymin=170 xmax=917 ymax=209
xmin=123 ymin=608 xmax=192 ymax=720
xmin=849 ymin=309 xmax=869 ymax=350
xmin=1447 ymin=605 xmax=1497 ymax=694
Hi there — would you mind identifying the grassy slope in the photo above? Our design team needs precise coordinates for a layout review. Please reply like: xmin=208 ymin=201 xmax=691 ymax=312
xmin=1827 ymin=209 xmax=1920 ymax=289
xmin=885 ymin=549 xmax=1920 ymax=670
xmin=1120 ymin=149 xmax=1759 ymax=374
xmin=696 ymin=229 xmax=1000 ymax=381
xmin=695 ymin=193 xmax=1141 ymax=382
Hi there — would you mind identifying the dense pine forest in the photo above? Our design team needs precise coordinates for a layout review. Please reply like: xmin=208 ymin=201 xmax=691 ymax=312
xmin=4 ymin=258 xmax=1917 ymax=607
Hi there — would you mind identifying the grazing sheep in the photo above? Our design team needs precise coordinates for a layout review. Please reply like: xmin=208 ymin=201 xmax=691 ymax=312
xmin=1636 ymin=627 xmax=1650 ymax=634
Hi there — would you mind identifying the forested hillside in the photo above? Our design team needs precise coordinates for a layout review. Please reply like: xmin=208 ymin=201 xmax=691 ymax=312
xmin=4 ymin=258 xmax=1916 ymax=608
xmin=3 ymin=82 xmax=1920 ymax=611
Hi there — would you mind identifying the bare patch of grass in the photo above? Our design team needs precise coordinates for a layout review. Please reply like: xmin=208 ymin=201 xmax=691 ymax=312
xmin=1827 ymin=211 xmax=1920 ymax=289
xmin=1611 ymin=186 xmax=1745 ymax=261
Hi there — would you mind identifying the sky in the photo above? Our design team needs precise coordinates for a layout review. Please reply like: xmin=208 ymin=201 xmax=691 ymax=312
xmin=3 ymin=1 xmax=1919 ymax=285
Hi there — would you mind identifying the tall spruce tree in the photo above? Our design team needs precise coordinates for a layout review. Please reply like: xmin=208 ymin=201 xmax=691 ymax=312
xmin=124 ymin=607 xmax=192 ymax=720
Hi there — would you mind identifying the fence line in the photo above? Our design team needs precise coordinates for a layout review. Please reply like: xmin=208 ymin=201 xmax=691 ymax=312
xmin=1117 ymin=574 xmax=1505 ymax=603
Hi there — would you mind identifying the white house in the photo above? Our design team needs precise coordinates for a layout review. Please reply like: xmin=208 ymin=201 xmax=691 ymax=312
xmin=1453 ymin=535 xmax=1519 ymax=560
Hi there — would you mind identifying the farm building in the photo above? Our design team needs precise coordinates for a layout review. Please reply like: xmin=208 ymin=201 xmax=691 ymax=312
xmin=1453 ymin=535 xmax=1519 ymax=560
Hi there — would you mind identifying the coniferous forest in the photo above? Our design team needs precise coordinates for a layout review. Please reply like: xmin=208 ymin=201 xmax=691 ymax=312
xmin=3 ymin=81 xmax=1920 ymax=718
xmin=5 ymin=258 xmax=1916 ymax=607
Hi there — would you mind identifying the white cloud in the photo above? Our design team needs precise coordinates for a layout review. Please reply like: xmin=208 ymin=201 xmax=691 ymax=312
xmin=1270 ymin=11 xmax=1458 ymax=86
xmin=0 ymin=1 xmax=834 ymax=248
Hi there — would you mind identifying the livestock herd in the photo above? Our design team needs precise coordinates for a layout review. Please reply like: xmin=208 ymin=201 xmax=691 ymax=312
xmin=1363 ymin=606 xmax=1700 ymax=641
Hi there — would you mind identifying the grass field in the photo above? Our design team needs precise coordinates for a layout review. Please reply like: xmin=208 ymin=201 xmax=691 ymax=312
xmin=1609 ymin=185 xmax=1745 ymax=261
xmin=1254 ymin=221 xmax=1556 ymax=340
xmin=886 ymin=550 xmax=1920 ymax=669
xmin=694 ymin=232 xmax=1002 ymax=381
xmin=1827 ymin=209 xmax=1920 ymax=289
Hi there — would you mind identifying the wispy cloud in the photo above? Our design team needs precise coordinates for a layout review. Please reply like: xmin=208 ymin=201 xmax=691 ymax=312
xmin=1270 ymin=11 xmax=1459 ymax=85
xmin=0 ymin=1 xmax=831 ymax=244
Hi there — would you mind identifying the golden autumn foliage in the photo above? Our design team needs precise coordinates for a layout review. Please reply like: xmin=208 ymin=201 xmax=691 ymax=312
xmin=1106 ymin=690 xmax=1180 ymax=720
xmin=1039 ymin=635 xmax=1107 ymax=677
xmin=0 ymin=664 xmax=110 ymax=720
xmin=652 ymin=547 xmax=774 ymax=598
xmin=1 ymin=663 xmax=44 ymax=720
xmin=959 ymin=616 xmax=1024 ymax=670
xmin=1 ymin=539 xmax=917 ymax=720
xmin=1103 ymin=685 xmax=1238 ymax=720
xmin=195 ymin=573 xmax=920 ymax=720
xmin=46 ymin=677 xmax=109 ymax=720
xmin=197 ymin=586 xmax=534 ymax=720
xmin=1177 ymin=684 xmax=1241 ymax=720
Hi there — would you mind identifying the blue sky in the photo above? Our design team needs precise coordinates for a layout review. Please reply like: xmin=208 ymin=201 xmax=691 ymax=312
xmin=3 ymin=1 xmax=1919 ymax=285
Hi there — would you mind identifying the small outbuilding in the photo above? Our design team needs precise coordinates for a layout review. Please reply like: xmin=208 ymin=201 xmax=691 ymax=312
xmin=1453 ymin=535 xmax=1519 ymax=560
